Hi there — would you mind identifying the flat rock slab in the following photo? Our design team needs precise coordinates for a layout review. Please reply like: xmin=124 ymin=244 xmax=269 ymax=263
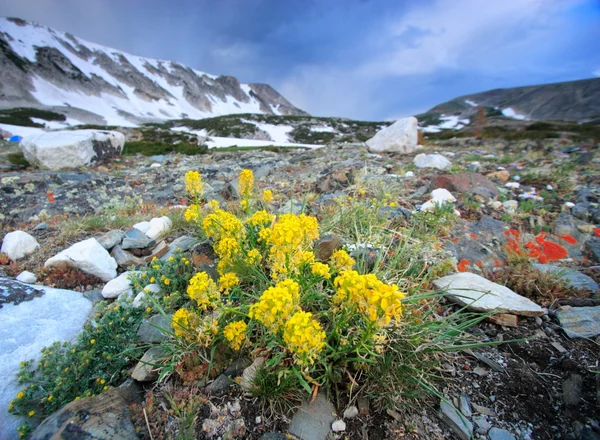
xmin=438 ymin=401 xmax=473 ymax=440
xmin=0 ymin=277 xmax=44 ymax=309
xmin=556 ymin=306 xmax=600 ymax=338
xmin=288 ymin=393 xmax=335 ymax=440
xmin=432 ymin=272 xmax=545 ymax=317
xmin=534 ymin=264 xmax=599 ymax=294
xmin=0 ymin=282 xmax=92 ymax=437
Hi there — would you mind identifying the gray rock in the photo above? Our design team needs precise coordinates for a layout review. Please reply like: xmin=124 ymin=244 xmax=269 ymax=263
xmin=488 ymin=427 xmax=516 ymax=440
xmin=96 ymin=229 xmax=125 ymax=250
xmin=161 ymin=235 xmax=199 ymax=260
xmin=473 ymin=416 xmax=491 ymax=434
xmin=278 ymin=199 xmax=304 ymax=214
xmin=459 ymin=393 xmax=472 ymax=418
xmin=30 ymin=388 xmax=137 ymax=439
xmin=563 ymin=374 xmax=583 ymax=407
xmin=343 ymin=406 xmax=359 ymax=419
xmin=131 ymin=347 xmax=165 ymax=382
xmin=289 ymin=393 xmax=336 ymax=440
xmin=438 ymin=401 xmax=473 ymax=440
xmin=414 ymin=153 xmax=452 ymax=171
xmin=205 ymin=374 xmax=232 ymax=395
xmin=136 ymin=314 xmax=172 ymax=343
xmin=432 ymin=272 xmax=545 ymax=317
xmin=586 ymin=238 xmax=600 ymax=264
xmin=223 ymin=358 xmax=252 ymax=377
xmin=580 ymin=427 xmax=600 ymax=440
xmin=366 ymin=117 xmax=418 ymax=154
xmin=556 ymin=306 xmax=600 ymax=338
xmin=259 ymin=434 xmax=288 ymax=440
xmin=121 ymin=229 xmax=155 ymax=250
xmin=534 ymin=264 xmax=599 ymax=294
xmin=111 ymin=245 xmax=146 ymax=268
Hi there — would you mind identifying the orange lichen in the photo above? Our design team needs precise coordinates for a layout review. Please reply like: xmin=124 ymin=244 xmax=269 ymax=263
xmin=556 ymin=234 xmax=577 ymax=245
xmin=457 ymin=259 xmax=470 ymax=272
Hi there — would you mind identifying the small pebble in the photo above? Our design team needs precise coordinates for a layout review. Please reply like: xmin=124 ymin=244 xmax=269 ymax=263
xmin=343 ymin=406 xmax=359 ymax=419
xmin=332 ymin=419 xmax=346 ymax=432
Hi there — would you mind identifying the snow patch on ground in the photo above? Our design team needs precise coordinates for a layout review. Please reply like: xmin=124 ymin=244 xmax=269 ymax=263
xmin=421 ymin=115 xmax=470 ymax=133
xmin=0 ymin=282 xmax=92 ymax=439
xmin=241 ymin=119 xmax=294 ymax=143
xmin=502 ymin=108 xmax=527 ymax=120
xmin=465 ymin=99 xmax=478 ymax=107
xmin=0 ymin=123 xmax=46 ymax=137
xmin=206 ymin=136 xmax=321 ymax=150
xmin=310 ymin=125 xmax=337 ymax=133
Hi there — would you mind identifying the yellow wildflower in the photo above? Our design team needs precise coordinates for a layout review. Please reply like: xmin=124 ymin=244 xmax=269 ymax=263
xmin=334 ymin=270 xmax=405 ymax=326
xmin=246 ymin=248 xmax=262 ymax=265
xmin=261 ymin=189 xmax=273 ymax=203
xmin=28 ymin=410 xmax=35 ymax=417
xmin=187 ymin=272 xmax=220 ymax=309
xmin=208 ymin=199 xmax=220 ymax=211
xmin=246 ymin=210 xmax=274 ymax=228
xmin=184 ymin=204 xmax=202 ymax=222
xmin=249 ymin=279 xmax=300 ymax=332
xmin=329 ymin=250 xmax=355 ymax=272
xmin=311 ymin=262 xmax=331 ymax=279
xmin=219 ymin=272 xmax=239 ymax=294
xmin=146 ymin=307 xmax=152 ymax=313
xmin=283 ymin=311 xmax=326 ymax=366
xmin=184 ymin=170 xmax=204 ymax=198
xmin=90 ymin=339 xmax=96 ymax=345
xmin=16 ymin=392 xmax=24 ymax=400
xmin=238 ymin=169 xmax=254 ymax=198
xmin=172 ymin=308 xmax=198 ymax=341
xmin=223 ymin=320 xmax=247 ymax=350
xmin=164 ymin=279 xmax=170 ymax=285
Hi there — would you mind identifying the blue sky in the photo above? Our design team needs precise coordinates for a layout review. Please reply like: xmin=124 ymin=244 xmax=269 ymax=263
xmin=1 ymin=0 xmax=599 ymax=120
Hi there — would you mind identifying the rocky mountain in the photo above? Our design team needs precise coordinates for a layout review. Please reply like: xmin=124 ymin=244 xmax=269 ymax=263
xmin=0 ymin=17 xmax=307 ymax=127
xmin=426 ymin=77 xmax=600 ymax=123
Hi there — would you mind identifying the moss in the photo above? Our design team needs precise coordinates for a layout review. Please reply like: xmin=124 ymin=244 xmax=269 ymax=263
xmin=0 ymin=108 xmax=66 ymax=127
xmin=7 ymin=152 xmax=30 ymax=167
xmin=122 ymin=141 xmax=207 ymax=156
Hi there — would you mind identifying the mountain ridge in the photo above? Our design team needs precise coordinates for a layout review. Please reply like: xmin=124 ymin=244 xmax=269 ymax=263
xmin=426 ymin=77 xmax=600 ymax=122
xmin=0 ymin=16 xmax=307 ymax=127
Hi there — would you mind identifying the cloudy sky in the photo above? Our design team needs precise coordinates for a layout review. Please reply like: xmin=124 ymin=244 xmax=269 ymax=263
xmin=1 ymin=0 xmax=599 ymax=120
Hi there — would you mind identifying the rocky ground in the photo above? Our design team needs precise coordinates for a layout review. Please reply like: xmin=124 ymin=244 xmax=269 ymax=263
xmin=1 ymin=135 xmax=599 ymax=440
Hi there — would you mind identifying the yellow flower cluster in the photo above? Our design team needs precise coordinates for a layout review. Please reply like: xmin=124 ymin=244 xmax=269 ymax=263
xmin=219 ymin=272 xmax=239 ymax=294
xmin=249 ymin=279 xmax=300 ymax=332
xmin=266 ymin=213 xmax=320 ymax=279
xmin=239 ymin=169 xmax=254 ymax=211
xmin=239 ymin=169 xmax=254 ymax=198
xmin=184 ymin=204 xmax=202 ymax=222
xmin=223 ymin=320 xmax=247 ymax=350
xmin=187 ymin=272 xmax=220 ymax=309
xmin=172 ymin=308 xmax=197 ymax=341
xmin=203 ymin=208 xmax=246 ymax=274
xmin=184 ymin=170 xmax=204 ymax=198
xmin=329 ymin=249 xmax=355 ymax=272
xmin=246 ymin=248 xmax=262 ymax=265
xmin=310 ymin=262 xmax=331 ymax=279
xmin=334 ymin=270 xmax=405 ymax=326
xmin=283 ymin=311 xmax=326 ymax=366
xmin=246 ymin=210 xmax=274 ymax=228
xmin=261 ymin=189 xmax=273 ymax=204
xmin=196 ymin=316 xmax=219 ymax=347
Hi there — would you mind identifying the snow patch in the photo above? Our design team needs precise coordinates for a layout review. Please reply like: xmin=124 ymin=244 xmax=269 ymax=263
xmin=205 ymin=136 xmax=321 ymax=150
xmin=502 ymin=108 xmax=527 ymax=120
xmin=310 ymin=125 xmax=336 ymax=133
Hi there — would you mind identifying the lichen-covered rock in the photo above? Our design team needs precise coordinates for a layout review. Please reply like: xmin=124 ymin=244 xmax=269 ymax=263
xmin=20 ymin=130 xmax=125 ymax=170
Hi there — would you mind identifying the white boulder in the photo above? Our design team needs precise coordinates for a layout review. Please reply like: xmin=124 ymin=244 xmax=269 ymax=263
xmin=45 ymin=238 xmax=117 ymax=282
xmin=101 ymin=271 xmax=133 ymax=299
xmin=132 ymin=283 xmax=161 ymax=308
xmin=418 ymin=188 xmax=458 ymax=213
xmin=414 ymin=153 xmax=452 ymax=171
xmin=366 ymin=117 xmax=418 ymax=154
xmin=432 ymin=272 xmax=544 ymax=317
xmin=133 ymin=221 xmax=151 ymax=234
xmin=146 ymin=216 xmax=172 ymax=240
xmin=16 ymin=271 xmax=37 ymax=283
xmin=20 ymin=130 xmax=125 ymax=170
xmin=1 ymin=230 xmax=40 ymax=261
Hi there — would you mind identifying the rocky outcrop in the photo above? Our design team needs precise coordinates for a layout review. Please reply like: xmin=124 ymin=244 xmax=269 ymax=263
xmin=366 ymin=117 xmax=418 ymax=154
xmin=30 ymin=387 xmax=138 ymax=440
xmin=20 ymin=130 xmax=125 ymax=170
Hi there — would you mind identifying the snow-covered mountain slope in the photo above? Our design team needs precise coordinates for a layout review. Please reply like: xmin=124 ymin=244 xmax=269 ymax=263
xmin=0 ymin=17 xmax=307 ymax=126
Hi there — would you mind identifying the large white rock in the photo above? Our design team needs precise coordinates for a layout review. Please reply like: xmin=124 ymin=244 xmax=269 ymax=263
xmin=414 ymin=153 xmax=452 ymax=171
xmin=418 ymin=188 xmax=458 ymax=213
xmin=16 ymin=271 xmax=37 ymax=284
xmin=0 ymin=278 xmax=92 ymax=438
xmin=20 ymin=130 xmax=125 ymax=170
xmin=101 ymin=271 xmax=133 ymax=299
xmin=432 ymin=272 xmax=544 ymax=317
xmin=1 ymin=231 xmax=39 ymax=261
xmin=366 ymin=117 xmax=418 ymax=154
xmin=45 ymin=238 xmax=118 ymax=282
xmin=145 ymin=216 xmax=172 ymax=240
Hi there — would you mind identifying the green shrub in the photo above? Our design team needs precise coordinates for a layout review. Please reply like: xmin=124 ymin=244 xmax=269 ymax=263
xmin=0 ymin=108 xmax=66 ymax=127
xmin=7 ymin=152 xmax=30 ymax=167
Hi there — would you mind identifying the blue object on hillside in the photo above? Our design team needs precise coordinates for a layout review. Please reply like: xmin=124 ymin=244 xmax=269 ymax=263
xmin=9 ymin=135 xmax=22 ymax=142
